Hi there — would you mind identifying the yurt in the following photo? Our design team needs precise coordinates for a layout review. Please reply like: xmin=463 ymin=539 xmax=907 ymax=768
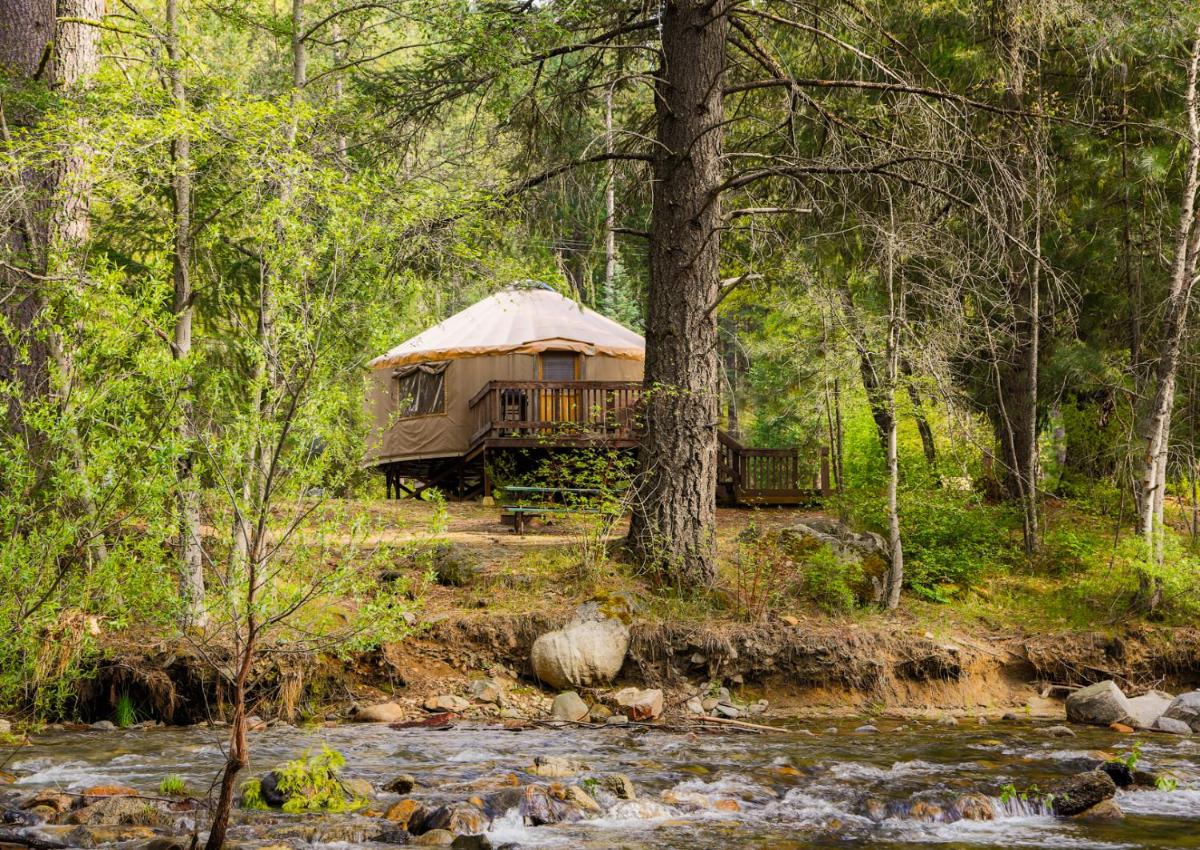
xmin=366 ymin=283 xmax=645 ymax=496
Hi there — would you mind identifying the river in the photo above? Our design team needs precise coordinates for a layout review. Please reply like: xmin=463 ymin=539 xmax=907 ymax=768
xmin=4 ymin=718 xmax=1198 ymax=849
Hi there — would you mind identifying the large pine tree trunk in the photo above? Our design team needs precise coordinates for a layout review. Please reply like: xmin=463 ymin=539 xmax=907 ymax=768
xmin=0 ymin=1 xmax=56 ymax=433
xmin=628 ymin=0 xmax=727 ymax=587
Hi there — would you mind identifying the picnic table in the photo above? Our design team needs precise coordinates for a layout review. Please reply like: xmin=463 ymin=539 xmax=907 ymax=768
xmin=500 ymin=485 xmax=612 ymax=535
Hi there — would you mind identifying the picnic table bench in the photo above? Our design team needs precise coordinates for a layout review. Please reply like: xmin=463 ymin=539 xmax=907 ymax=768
xmin=500 ymin=485 xmax=613 ymax=535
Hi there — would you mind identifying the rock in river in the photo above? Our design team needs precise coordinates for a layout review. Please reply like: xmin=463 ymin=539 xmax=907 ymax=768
xmin=1126 ymin=690 xmax=1174 ymax=729
xmin=1048 ymin=770 xmax=1116 ymax=817
xmin=531 ymin=612 xmax=629 ymax=690
xmin=1162 ymin=690 xmax=1200 ymax=732
xmin=1065 ymin=681 xmax=1134 ymax=727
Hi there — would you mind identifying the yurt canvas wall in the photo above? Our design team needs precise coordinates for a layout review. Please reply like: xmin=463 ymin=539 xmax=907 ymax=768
xmin=365 ymin=351 xmax=643 ymax=465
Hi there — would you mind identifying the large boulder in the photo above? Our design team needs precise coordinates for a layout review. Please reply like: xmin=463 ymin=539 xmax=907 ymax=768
xmin=531 ymin=613 xmax=629 ymax=690
xmin=1048 ymin=771 xmax=1116 ymax=817
xmin=1065 ymin=681 xmax=1134 ymax=727
xmin=1162 ymin=690 xmax=1200 ymax=732
xmin=1126 ymin=690 xmax=1174 ymax=729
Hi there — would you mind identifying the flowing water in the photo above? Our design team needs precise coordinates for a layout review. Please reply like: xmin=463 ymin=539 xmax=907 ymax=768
xmin=5 ymin=718 xmax=1199 ymax=849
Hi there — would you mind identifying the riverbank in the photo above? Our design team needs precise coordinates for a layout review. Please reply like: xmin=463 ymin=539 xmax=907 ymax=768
xmin=14 ymin=498 xmax=1200 ymax=729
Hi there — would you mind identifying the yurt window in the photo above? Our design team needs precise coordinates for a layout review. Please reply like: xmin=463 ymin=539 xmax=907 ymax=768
xmin=393 ymin=361 xmax=446 ymax=417
xmin=539 ymin=351 xmax=578 ymax=381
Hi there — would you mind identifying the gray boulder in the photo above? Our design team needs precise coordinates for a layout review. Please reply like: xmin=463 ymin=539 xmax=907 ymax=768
xmin=1126 ymin=690 xmax=1174 ymax=729
xmin=1065 ymin=681 xmax=1134 ymax=727
xmin=1153 ymin=716 xmax=1193 ymax=736
xmin=1162 ymin=690 xmax=1200 ymax=732
xmin=531 ymin=612 xmax=629 ymax=690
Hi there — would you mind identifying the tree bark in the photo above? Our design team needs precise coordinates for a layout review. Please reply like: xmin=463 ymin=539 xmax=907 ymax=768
xmin=1136 ymin=26 xmax=1200 ymax=567
xmin=628 ymin=0 xmax=727 ymax=587
xmin=990 ymin=0 xmax=1040 ymax=555
xmin=166 ymin=0 xmax=205 ymax=624
xmin=883 ymin=240 xmax=904 ymax=609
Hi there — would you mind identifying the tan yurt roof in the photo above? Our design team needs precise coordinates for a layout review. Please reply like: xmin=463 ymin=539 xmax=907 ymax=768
xmin=370 ymin=284 xmax=645 ymax=369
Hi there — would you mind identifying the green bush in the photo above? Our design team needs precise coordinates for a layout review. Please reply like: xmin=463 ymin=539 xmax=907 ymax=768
xmin=800 ymin=543 xmax=862 ymax=614
xmin=848 ymin=486 xmax=1010 ymax=601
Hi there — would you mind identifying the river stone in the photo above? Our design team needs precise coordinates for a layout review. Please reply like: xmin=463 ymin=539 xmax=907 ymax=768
xmin=1127 ymin=690 xmax=1174 ymax=729
xmin=91 ymin=720 xmax=116 ymax=731
xmin=597 ymin=773 xmax=637 ymax=800
xmin=385 ymin=798 xmax=424 ymax=829
xmin=0 ymin=719 xmax=10 ymax=735
xmin=414 ymin=829 xmax=455 ymax=845
xmin=450 ymin=835 xmax=495 ymax=850
xmin=69 ymin=796 xmax=174 ymax=827
xmin=612 ymin=687 xmax=663 ymax=721
xmin=550 ymin=691 xmax=589 ymax=722
xmin=606 ymin=714 xmax=629 ymax=726
xmin=409 ymin=801 xmax=487 ymax=836
xmin=1153 ymin=716 xmax=1193 ymax=735
xmin=468 ymin=678 xmax=503 ymax=704
xmin=1100 ymin=760 xmax=1134 ymax=788
xmin=1071 ymin=799 xmax=1124 ymax=822
xmin=1048 ymin=770 xmax=1116 ymax=817
xmin=589 ymin=704 xmax=613 ymax=723
xmin=528 ymin=755 xmax=584 ymax=778
xmin=22 ymin=789 xmax=72 ymax=813
xmin=531 ymin=617 xmax=630 ymax=690
xmin=424 ymin=694 xmax=470 ymax=713
xmin=67 ymin=824 xmax=159 ymax=845
xmin=341 ymin=777 xmax=374 ymax=800
xmin=1162 ymin=690 xmax=1200 ymax=732
xmin=1065 ymin=681 xmax=1134 ymax=727
xmin=356 ymin=702 xmax=406 ymax=723
xmin=949 ymin=793 xmax=995 ymax=821
xmin=685 ymin=697 xmax=704 ymax=715
xmin=854 ymin=724 xmax=879 ymax=734
xmin=1044 ymin=725 xmax=1076 ymax=738
xmin=384 ymin=774 xmax=418 ymax=794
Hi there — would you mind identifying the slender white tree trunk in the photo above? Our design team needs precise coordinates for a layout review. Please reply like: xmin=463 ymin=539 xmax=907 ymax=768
xmin=883 ymin=238 xmax=904 ymax=610
xmin=1137 ymin=26 xmax=1200 ymax=567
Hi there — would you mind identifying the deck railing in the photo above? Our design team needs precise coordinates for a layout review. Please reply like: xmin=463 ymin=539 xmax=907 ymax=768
xmin=718 ymin=431 xmax=829 ymax=501
xmin=468 ymin=380 xmax=643 ymax=445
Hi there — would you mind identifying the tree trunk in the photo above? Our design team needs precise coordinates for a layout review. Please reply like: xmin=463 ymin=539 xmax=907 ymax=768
xmin=166 ymin=0 xmax=205 ymax=625
xmin=0 ymin=0 xmax=56 ymax=433
xmin=901 ymin=359 xmax=937 ymax=469
xmin=883 ymin=241 xmax=904 ymax=609
xmin=603 ymin=83 xmax=617 ymax=311
xmin=1 ymin=0 xmax=107 ymax=562
xmin=991 ymin=0 xmax=1041 ymax=555
xmin=628 ymin=0 xmax=727 ymax=587
xmin=1136 ymin=26 xmax=1200 ymax=566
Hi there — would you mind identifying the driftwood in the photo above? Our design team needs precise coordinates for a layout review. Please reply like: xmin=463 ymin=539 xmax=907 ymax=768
xmin=0 ymin=829 xmax=69 ymax=849
xmin=696 ymin=714 xmax=788 ymax=734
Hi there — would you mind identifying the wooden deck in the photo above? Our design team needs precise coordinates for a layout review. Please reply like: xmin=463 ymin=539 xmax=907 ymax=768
xmin=383 ymin=380 xmax=828 ymax=504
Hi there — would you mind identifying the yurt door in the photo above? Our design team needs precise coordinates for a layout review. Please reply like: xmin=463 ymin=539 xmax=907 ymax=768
xmin=538 ymin=352 xmax=579 ymax=428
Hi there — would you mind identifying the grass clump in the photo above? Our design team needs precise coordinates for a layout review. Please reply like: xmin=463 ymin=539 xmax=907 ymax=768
xmin=158 ymin=774 xmax=188 ymax=796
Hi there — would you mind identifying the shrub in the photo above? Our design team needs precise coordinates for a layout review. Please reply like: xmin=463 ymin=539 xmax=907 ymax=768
xmin=799 ymin=543 xmax=862 ymax=615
